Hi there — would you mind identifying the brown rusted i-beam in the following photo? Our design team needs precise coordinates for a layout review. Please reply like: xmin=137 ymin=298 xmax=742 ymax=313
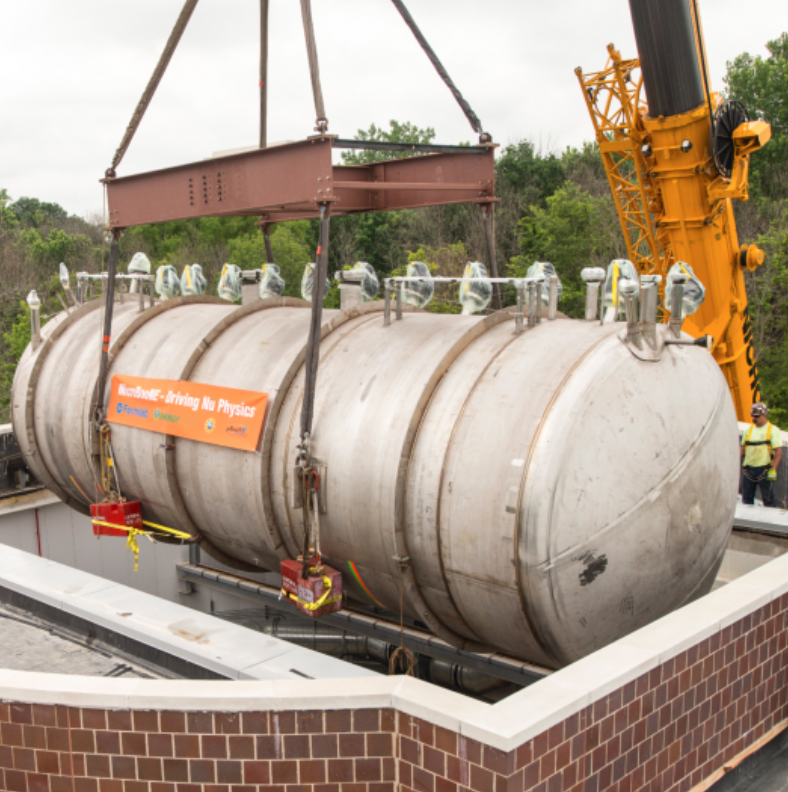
xmin=104 ymin=136 xmax=497 ymax=230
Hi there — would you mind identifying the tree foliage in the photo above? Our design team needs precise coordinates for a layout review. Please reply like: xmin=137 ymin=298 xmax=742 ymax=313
xmin=339 ymin=120 xmax=436 ymax=165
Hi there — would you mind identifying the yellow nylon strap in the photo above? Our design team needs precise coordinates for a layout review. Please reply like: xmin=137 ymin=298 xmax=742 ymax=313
xmin=280 ymin=574 xmax=340 ymax=612
xmin=612 ymin=262 xmax=620 ymax=309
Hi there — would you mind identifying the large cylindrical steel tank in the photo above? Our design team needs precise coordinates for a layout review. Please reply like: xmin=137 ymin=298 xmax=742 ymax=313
xmin=12 ymin=296 xmax=739 ymax=667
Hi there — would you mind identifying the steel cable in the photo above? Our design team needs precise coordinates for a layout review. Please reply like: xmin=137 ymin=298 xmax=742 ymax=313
xmin=299 ymin=0 xmax=328 ymax=132
xmin=390 ymin=0 xmax=489 ymax=141
xmin=107 ymin=0 xmax=200 ymax=176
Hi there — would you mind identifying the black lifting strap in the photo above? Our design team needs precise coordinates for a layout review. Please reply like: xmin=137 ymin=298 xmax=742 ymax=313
xmin=300 ymin=207 xmax=331 ymax=444
xmin=95 ymin=234 xmax=120 ymax=425
xmin=390 ymin=0 xmax=490 ymax=142
xmin=107 ymin=0 xmax=200 ymax=177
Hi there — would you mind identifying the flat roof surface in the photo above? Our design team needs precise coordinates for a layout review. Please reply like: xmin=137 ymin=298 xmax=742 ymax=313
xmin=0 ymin=601 xmax=163 ymax=678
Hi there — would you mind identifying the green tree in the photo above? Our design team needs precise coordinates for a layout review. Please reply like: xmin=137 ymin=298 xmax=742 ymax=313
xmin=10 ymin=197 xmax=68 ymax=229
xmin=511 ymin=183 xmax=622 ymax=318
xmin=340 ymin=121 xmax=436 ymax=165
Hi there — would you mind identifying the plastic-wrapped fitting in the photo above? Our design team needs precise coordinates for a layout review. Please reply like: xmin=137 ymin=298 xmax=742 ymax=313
xmin=604 ymin=259 xmax=639 ymax=315
xmin=351 ymin=261 xmax=379 ymax=302
xmin=155 ymin=265 xmax=182 ymax=300
xmin=301 ymin=263 xmax=331 ymax=302
xmin=458 ymin=262 xmax=492 ymax=315
xmin=665 ymin=261 xmax=706 ymax=317
xmin=259 ymin=264 xmax=286 ymax=299
xmin=526 ymin=261 xmax=563 ymax=305
xmin=58 ymin=263 xmax=70 ymax=289
xmin=128 ymin=252 xmax=152 ymax=275
xmin=402 ymin=261 xmax=434 ymax=309
xmin=181 ymin=264 xmax=207 ymax=296
xmin=217 ymin=264 xmax=242 ymax=302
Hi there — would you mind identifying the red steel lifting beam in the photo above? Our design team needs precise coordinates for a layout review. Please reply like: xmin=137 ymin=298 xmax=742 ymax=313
xmin=104 ymin=136 xmax=497 ymax=230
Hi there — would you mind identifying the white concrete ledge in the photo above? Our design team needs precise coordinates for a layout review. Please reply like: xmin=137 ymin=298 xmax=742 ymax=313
xmin=2 ymin=547 xmax=788 ymax=753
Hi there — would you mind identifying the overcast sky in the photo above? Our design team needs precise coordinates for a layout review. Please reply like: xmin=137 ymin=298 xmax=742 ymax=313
xmin=1 ymin=0 xmax=785 ymax=219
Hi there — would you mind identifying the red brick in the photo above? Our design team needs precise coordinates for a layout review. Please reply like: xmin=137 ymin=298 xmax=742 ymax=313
xmin=367 ymin=734 xmax=393 ymax=758
xmin=74 ymin=778 xmax=98 ymax=792
xmin=147 ymin=735 xmax=173 ymax=759
xmin=133 ymin=712 xmax=159 ymax=733
xmin=160 ymin=714 xmax=186 ymax=734
xmin=457 ymin=736 xmax=482 ymax=766
xmin=296 ymin=712 xmax=323 ymax=735
xmin=401 ymin=737 xmax=422 ymax=766
xmin=162 ymin=760 xmax=188 ymax=783
xmin=5 ymin=769 xmax=27 ymax=792
xmin=447 ymin=756 xmax=471 ymax=787
xmin=211 ymin=714 xmax=238 ymax=735
xmin=81 ymin=710 xmax=106 ymax=731
xmin=30 ymin=707 xmax=56 ymax=729
xmin=353 ymin=710 xmax=380 ymax=733
xmin=150 ymin=785 xmax=176 ymax=792
xmin=0 ymin=703 xmax=9 ymax=723
xmin=382 ymin=757 xmax=395 ymax=781
xmin=312 ymin=735 xmax=338 ymax=759
xmin=436 ymin=727 xmax=458 ymax=757
xmin=23 ymin=727 xmax=46 ymax=751
xmin=400 ymin=760 xmax=413 ymax=789
xmin=339 ymin=734 xmax=366 ymax=758
xmin=36 ymin=751 xmax=60 ymax=775
xmin=186 ymin=713 xmax=212 ymax=735
xmin=227 ymin=736 xmax=254 ymax=759
xmin=325 ymin=712 xmax=351 ymax=734
xmin=256 ymin=735 xmax=283 ymax=760
xmin=98 ymin=781 xmax=123 ymax=792
xmin=11 ymin=705 xmax=33 ymax=726
xmin=327 ymin=759 xmax=354 ymax=783
xmin=423 ymin=746 xmax=445 ymax=777
xmin=271 ymin=760 xmax=297 ymax=784
xmin=413 ymin=766 xmax=435 ymax=792
xmin=188 ymin=760 xmax=215 ymax=784
xmin=242 ymin=761 xmax=270 ymax=784
xmin=13 ymin=748 xmax=35 ymax=772
xmin=108 ymin=712 xmax=132 ymax=732
xmin=397 ymin=712 xmax=413 ymax=739
xmin=137 ymin=758 xmax=163 ymax=781
xmin=96 ymin=732 xmax=121 ymax=755
xmin=112 ymin=756 xmax=137 ymax=780
xmin=87 ymin=754 xmax=112 ymax=778
xmin=356 ymin=758 xmax=382 ymax=782
xmin=269 ymin=713 xmax=295 ymax=735
xmin=121 ymin=733 xmax=146 ymax=757
xmin=240 ymin=713 xmax=267 ymax=735
xmin=173 ymin=736 xmax=199 ymax=759
xmin=381 ymin=710 xmax=396 ymax=734
xmin=215 ymin=760 xmax=241 ymax=784
xmin=2 ymin=724 xmax=23 ymax=748
xmin=314 ymin=786 xmax=340 ymax=792
xmin=284 ymin=735 xmax=310 ymax=759
xmin=299 ymin=760 xmax=326 ymax=784
xmin=0 ymin=746 xmax=12 ymax=770
xmin=27 ymin=773 xmax=48 ymax=792
xmin=201 ymin=736 xmax=227 ymax=759
xmin=123 ymin=782 xmax=147 ymax=792
xmin=413 ymin=719 xmax=436 ymax=748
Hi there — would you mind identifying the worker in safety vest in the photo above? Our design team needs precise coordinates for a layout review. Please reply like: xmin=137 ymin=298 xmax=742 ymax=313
xmin=741 ymin=402 xmax=783 ymax=507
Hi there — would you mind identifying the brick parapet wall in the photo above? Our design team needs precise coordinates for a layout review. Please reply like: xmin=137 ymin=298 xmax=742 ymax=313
xmin=1 ymin=595 xmax=787 ymax=792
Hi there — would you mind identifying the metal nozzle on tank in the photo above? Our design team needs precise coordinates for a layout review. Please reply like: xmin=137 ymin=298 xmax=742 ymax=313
xmin=26 ymin=290 xmax=41 ymax=349
xmin=667 ymin=270 xmax=688 ymax=338
xmin=639 ymin=275 xmax=660 ymax=349
xmin=581 ymin=268 xmax=606 ymax=322
xmin=619 ymin=279 xmax=641 ymax=347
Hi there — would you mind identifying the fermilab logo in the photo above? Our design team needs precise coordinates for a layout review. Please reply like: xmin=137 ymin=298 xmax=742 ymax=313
xmin=116 ymin=403 xmax=149 ymax=419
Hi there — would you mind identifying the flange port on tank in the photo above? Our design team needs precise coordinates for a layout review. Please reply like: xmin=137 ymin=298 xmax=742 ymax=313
xmin=280 ymin=559 xmax=343 ymax=618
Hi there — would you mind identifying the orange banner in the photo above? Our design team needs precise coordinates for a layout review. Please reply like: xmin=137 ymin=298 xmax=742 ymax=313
xmin=107 ymin=375 xmax=267 ymax=452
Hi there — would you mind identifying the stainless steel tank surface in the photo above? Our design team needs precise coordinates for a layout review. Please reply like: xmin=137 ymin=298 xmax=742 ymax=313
xmin=12 ymin=295 xmax=739 ymax=667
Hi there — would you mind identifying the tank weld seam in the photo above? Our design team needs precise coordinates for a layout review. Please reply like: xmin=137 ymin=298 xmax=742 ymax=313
xmin=538 ymin=376 xmax=726 ymax=573
xmin=279 ymin=311 xmax=381 ymax=560
xmin=397 ymin=311 xmax=520 ymax=650
xmin=176 ymin=299 xmax=310 ymax=570
xmin=432 ymin=318 xmax=523 ymax=644
xmin=514 ymin=329 xmax=617 ymax=667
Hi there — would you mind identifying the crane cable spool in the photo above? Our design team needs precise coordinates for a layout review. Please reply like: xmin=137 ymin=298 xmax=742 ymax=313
xmin=712 ymin=100 xmax=750 ymax=180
